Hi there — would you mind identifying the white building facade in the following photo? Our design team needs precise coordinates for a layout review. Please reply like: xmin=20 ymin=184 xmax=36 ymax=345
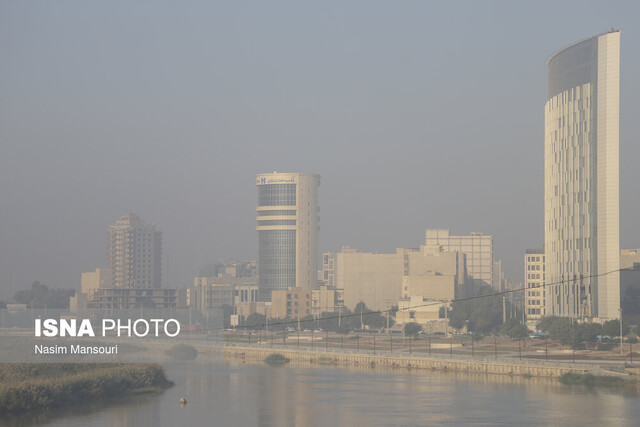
xmin=544 ymin=31 xmax=620 ymax=320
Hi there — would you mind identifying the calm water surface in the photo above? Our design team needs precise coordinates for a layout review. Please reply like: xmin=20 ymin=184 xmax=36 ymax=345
xmin=4 ymin=361 xmax=640 ymax=426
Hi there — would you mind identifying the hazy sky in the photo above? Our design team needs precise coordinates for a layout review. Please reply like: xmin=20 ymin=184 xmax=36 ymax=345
xmin=1 ymin=1 xmax=639 ymax=299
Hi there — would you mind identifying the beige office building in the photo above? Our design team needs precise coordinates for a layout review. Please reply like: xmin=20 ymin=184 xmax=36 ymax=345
xmin=311 ymin=285 xmax=344 ymax=316
xmin=107 ymin=213 xmax=162 ymax=289
xmin=337 ymin=248 xmax=405 ymax=312
xmin=544 ymin=31 xmax=620 ymax=320
xmin=271 ymin=287 xmax=312 ymax=319
xmin=256 ymin=172 xmax=319 ymax=301
xmin=322 ymin=252 xmax=337 ymax=287
xmin=336 ymin=242 xmax=467 ymax=312
xmin=425 ymin=229 xmax=493 ymax=291
xmin=80 ymin=268 xmax=112 ymax=298
xmin=189 ymin=278 xmax=234 ymax=309
xmin=524 ymin=249 xmax=545 ymax=324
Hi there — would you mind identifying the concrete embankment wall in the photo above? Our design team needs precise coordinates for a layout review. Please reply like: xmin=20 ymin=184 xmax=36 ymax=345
xmin=223 ymin=345 xmax=589 ymax=378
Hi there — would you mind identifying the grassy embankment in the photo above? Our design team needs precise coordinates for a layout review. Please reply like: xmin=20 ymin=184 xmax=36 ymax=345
xmin=0 ymin=363 xmax=173 ymax=413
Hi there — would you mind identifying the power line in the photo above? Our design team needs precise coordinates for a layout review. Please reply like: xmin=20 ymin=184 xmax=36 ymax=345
xmin=212 ymin=266 xmax=636 ymax=332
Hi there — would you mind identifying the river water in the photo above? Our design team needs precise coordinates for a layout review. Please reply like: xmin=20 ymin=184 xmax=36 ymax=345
xmin=3 ymin=361 xmax=640 ymax=426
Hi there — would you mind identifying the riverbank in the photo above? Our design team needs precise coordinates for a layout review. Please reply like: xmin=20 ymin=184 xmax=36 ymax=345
xmin=0 ymin=363 xmax=173 ymax=413
xmin=224 ymin=345 xmax=597 ymax=378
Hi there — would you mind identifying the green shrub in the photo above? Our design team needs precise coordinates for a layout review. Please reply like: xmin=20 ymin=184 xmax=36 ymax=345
xmin=264 ymin=353 xmax=290 ymax=365
xmin=164 ymin=344 xmax=198 ymax=361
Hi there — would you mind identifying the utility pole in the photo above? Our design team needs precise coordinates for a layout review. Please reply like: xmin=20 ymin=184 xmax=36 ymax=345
xmin=384 ymin=298 xmax=393 ymax=331
xmin=619 ymin=308 xmax=624 ymax=355
xmin=386 ymin=307 xmax=390 ymax=330
xmin=503 ymin=295 xmax=507 ymax=323
xmin=545 ymin=341 xmax=548 ymax=362
xmin=444 ymin=303 xmax=448 ymax=337
xmin=402 ymin=309 xmax=406 ymax=343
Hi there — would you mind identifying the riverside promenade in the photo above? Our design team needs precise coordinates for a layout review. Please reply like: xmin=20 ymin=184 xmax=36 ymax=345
xmin=223 ymin=344 xmax=593 ymax=378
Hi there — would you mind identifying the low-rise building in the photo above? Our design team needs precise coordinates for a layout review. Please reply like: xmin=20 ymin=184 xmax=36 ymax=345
xmin=271 ymin=287 xmax=312 ymax=319
xmin=311 ymin=285 xmax=344 ymax=315
xmin=81 ymin=268 xmax=112 ymax=298
xmin=336 ymin=241 xmax=468 ymax=312
xmin=235 ymin=302 xmax=270 ymax=318
xmin=69 ymin=293 xmax=89 ymax=312
xmin=87 ymin=288 xmax=178 ymax=309
xmin=396 ymin=296 xmax=450 ymax=333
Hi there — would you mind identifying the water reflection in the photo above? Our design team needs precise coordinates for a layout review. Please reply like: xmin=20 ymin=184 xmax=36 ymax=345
xmin=2 ymin=361 xmax=640 ymax=427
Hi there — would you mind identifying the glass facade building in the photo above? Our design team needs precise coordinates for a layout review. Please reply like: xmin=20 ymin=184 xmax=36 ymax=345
xmin=256 ymin=172 xmax=320 ymax=301
xmin=544 ymin=31 xmax=620 ymax=320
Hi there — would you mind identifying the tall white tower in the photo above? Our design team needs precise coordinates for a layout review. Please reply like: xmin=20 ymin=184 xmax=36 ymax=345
xmin=544 ymin=31 xmax=620 ymax=320
xmin=256 ymin=172 xmax=319 ymax=301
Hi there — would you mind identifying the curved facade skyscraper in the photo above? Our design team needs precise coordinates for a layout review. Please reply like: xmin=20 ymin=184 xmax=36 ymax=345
xmin=256 ymin=172 xmax=319 ymax=301
xmin=544 ymin=31 xmax=620 ymax=320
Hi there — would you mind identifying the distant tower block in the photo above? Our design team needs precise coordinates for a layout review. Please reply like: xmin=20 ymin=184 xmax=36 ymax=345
xmin=107 ymin=213 xmax=162 ymax=289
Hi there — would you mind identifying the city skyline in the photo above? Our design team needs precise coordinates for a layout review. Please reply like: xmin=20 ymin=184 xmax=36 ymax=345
xmin=1 ymin=2 xmax=640 ymax=299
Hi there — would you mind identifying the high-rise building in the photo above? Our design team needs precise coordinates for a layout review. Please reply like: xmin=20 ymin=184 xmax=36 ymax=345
xmin=544 ymin=31 xmax=620 ymax=320
xmin=106 ymin=213 xmax=162 ymax=289
xmin=256 ymin=172 xmax=319 ymax=301
xmin=425 ymin=229 xmax=493 ymax=290
xmin=524 ymin=249 xmax=545 ymax=324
